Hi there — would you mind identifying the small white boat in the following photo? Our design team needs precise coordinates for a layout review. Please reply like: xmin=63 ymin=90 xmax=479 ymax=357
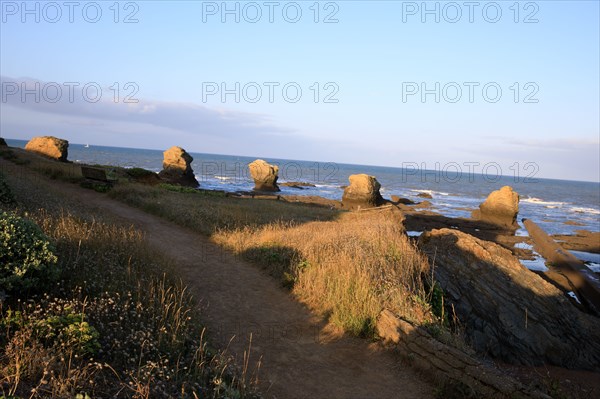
xmin=84 ymin=144 xmax=90 ymax=148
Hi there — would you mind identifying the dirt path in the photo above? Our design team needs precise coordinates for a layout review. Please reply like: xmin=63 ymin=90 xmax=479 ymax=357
xmin=6 ymin=162 xmax=434 ymax=398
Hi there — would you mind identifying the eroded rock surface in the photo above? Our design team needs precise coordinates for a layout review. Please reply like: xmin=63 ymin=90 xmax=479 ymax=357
xmin=158 ymin=146 xmax=198 ymax=187
xmin=418 ymin=228 xmax=600 ymax=370
xmin=472 ymin=186 xmax=519 ymax=230
xmin=25 ymin=136 xmax=69 ymax=162
xmin=249 ymin=159 xmax=280 ymax=192
xmin=341 ymin=174 xmax=385 ymax=210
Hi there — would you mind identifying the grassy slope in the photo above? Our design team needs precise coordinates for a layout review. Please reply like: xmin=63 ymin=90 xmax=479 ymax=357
xmin=213 ymin=210 xmax=434 ymax=337
xmin=1 ymin=148 xmax=440 ymax=391
xmin=108 ymin=182 xmax=339 ymax=235
xmin=107 ymin=177 xmax=437 ymax=338
xmin=0 ymin=157 xmax=260 ymax=398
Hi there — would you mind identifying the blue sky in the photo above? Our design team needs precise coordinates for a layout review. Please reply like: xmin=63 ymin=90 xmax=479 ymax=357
xmin=1 ymin=0 xmax=599 ymax=181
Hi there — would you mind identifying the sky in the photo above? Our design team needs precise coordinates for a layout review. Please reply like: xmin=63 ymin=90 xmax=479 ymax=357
xmin=1 ymin=0 xmax=599 ymax=182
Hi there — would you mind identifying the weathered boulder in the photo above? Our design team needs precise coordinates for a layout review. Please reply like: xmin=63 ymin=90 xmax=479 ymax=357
xmin=158 ymin=146 xmax=198 ymax=187
xmin=414 ymin=200 xmax=432 ymax=209
xmin=472 ymin=186 xmax=519 ymax=230
xmin=25 ymin=136 xmax=69 ymax=161
xmin=391 ymin=195 xmax=415 ymax=205
xmin=248 ymin=159 xmax=280 ymax=191
xmin=417 ymin=192 xmax=433 ymax=199
xmin=342 ymin=174 xmax=385 ymax=210
xmin=376 ymin=310 xmax=551 ymax=399
xmin=418 ymin=228 xmax=600 ymax=370
xmin=0 ymin=138 xmax=7 ymax=146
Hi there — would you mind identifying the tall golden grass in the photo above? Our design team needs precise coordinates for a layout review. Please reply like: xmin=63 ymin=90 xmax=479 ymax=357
xmin=4 ymin=152 xmax=439 ymax=382
xmin=108 ymin=178 xmax=437 ymax=338
xmin=214 ymin=209 xmax=434 ymax=337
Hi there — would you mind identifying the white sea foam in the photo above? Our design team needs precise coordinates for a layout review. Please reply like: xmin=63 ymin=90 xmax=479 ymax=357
xmin=409 ymin=189 xmax=449 ymax=196
xmin=569 ymin=207 xmax=600 ymax=215
xmin=314 ymin=184 xmax=341 ymax=189
xmin=521 ymin=197 xmax=567 ymax=207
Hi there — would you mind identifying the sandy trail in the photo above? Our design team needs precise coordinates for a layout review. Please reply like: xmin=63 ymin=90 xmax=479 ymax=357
xmin=7 ymin=161 xmax=434 ymax=399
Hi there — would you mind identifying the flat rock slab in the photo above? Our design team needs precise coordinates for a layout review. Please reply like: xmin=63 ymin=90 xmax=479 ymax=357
xmin=419 ymin=228 xmax=600 ymax=370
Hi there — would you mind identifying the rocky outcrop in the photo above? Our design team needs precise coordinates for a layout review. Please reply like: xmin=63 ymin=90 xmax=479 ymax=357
xmin=25 ymin=136 xmax=69 ymax=162
xmin=414 ymin=200 xmax=432 ymax=209
xmin=417 ymin=192 xmax=433 ymax=199
xmin=523 ymin=219 xmax=600 ymax=315
xmin=418 ymin=228 xmax=600 ymax=370
xmin=472 ymin=186 xmax=519 ymax=230
xmin=279 ymin=182 xmax=316 ymax=189
xmin=376 ymin=310 xmax=551 ymax=399
xmin=0 ymin=138 xmax=7 ymax=146
xmin=341 ymin=174 xmax=385 ymax=210
xmin=248 ymin=159 xmax=279 ymax=191
xmin=391 ymin=195 xmax=416 ymax=205
xmin=158 ymin=146 xmax=198 ymax=187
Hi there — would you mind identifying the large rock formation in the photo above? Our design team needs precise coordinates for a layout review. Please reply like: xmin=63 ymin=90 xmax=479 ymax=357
xmin=0 ymin=138 xmax=7 ymax=146
xmin=158 ymin=146 xmax=198 ymax=187
xmin=472 ymin=186 xmax=519 ymax=230
xmin=376 ymin=310 xmax=551 ymax=399
xmin=523 ymin=219 xmax=600 ymax=315
xmin=24 ymin=136 xmax=69 ymax=161
xmin=248 ymin=159 xmax=280 ymax=192
xmin=341 ymin=174 xmax=385 ymax=210
xmin=418 ymin=228 xmax=600 ymax=370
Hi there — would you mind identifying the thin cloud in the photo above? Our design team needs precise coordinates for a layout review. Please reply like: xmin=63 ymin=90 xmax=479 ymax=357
xmin=485 ymin=135 xmax=599 ymax=151
xmin=0 ymin=75 xmax=294 ymax=138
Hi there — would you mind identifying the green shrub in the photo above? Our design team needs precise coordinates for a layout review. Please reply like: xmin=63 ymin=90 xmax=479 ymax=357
xmin=0 ymin=149 xmax=16 ymax=161
xmin=79 ymin=180 xmax=111 ymax=193
xmin=0 ymin=211 xmax=58 ymax=292
xmin=126 ymin=167 xmax=156 ymax=179
xmin=159 ymin=183 xmax=200 ymax=194
xmin=0 ymin=307 xmax=100 ymax=357
xmin=36 ymin=312 xmax=101 ymax=356
xmin=0 ymin=174 xmax=16 ymax=205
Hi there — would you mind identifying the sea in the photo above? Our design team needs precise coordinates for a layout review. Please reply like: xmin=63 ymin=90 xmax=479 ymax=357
xmin=5 ymin=139 xmax=600 ymax=271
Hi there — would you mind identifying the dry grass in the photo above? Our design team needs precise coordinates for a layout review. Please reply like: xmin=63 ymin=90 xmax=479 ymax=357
xmin=0 ymin=147 xmax=82 ymax=182
xmin=0 ymin=167 xmax=260 ymax=398
xmin=4 ymin=150 xmax=439 ymax=350
xmin=106 ymin=172 xmax=437 ymax=339
xmin=214 ymin=209 xmax=435 ymax=337
xmin=108 ymin=182 xmax=339 ymax=235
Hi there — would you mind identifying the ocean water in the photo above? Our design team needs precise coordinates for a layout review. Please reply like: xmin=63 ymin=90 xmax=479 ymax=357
xmin=5 ymin=139 xmax=599 ymax=238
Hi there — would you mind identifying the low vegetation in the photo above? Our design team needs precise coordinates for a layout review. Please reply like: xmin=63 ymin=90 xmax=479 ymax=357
xmin=1 ymin=149 xmax=445 ymax=395
xmin=213 ymin=210 xmax=435 ymax=337
xmin=108 ymin=180 xmax=438 ymax=338
xmin=0 ymin=211 xmax=59 ymax=293
xmin=108 ymin=182 xmax=338 ymax=235
xmin=0 ymin=169 xmax=260 ymax=398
